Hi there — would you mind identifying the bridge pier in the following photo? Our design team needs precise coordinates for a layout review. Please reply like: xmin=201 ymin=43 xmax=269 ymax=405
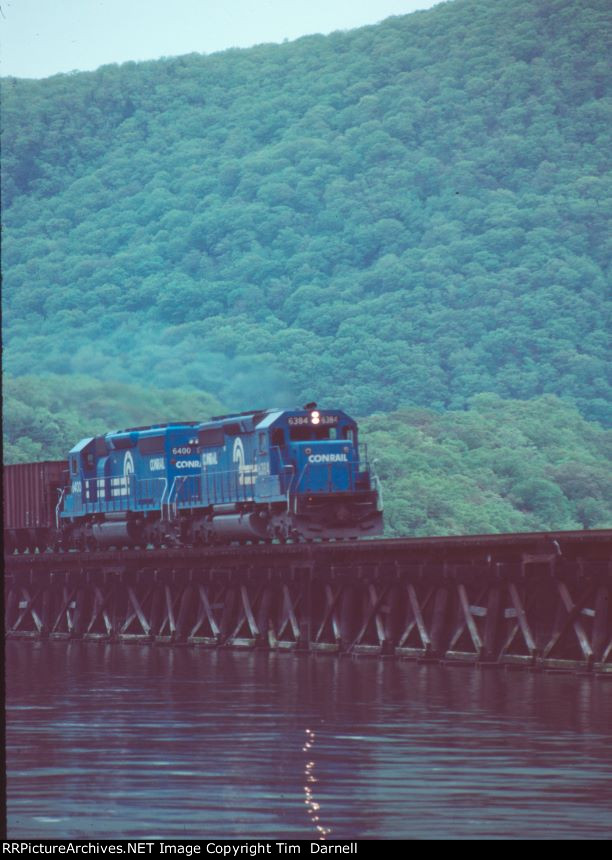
xmin=5 ymin=531 xmax=612 ymax=675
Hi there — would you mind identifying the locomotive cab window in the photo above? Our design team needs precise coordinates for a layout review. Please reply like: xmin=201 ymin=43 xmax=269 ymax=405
xmin=342 ymin=427 xmax=355 ymax=442
xmin=289 ymin=426 xmax=310 ymax=441
xmin=289 ymin=426 xmax=335 ymax=441
xmin=70 ymin=458 xmax=78 ymax=475
xmin=312 ymin=426 xmax=335 ymax=440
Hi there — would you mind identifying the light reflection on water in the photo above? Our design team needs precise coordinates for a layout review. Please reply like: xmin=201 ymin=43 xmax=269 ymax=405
xmin=6 ymin=641 xmax=612 ymax=839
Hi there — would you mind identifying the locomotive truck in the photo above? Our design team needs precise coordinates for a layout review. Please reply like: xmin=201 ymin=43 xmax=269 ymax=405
xmin=4 ymin=405 xmax=383 ymax=551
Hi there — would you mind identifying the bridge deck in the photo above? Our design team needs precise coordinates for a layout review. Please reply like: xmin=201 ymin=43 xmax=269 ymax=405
xmin=5 ymin=530 xmax=611 ymax=674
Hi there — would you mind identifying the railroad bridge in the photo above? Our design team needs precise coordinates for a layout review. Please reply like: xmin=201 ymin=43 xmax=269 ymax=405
xmin=5 ymin=530 xmax=612 ymax=675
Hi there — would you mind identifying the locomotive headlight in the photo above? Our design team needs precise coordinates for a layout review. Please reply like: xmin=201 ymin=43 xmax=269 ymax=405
xmin=343 ymin=446 xmax=349 ymax=453
xmin=305 ymin=448 xmax=312 ymax=455
xmin=311 ymin=411 xmax=320 ymax=425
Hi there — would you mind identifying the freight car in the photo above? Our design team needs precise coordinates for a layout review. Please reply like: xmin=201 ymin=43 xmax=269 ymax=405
xmin=3 ymin=460 xmax=67 ymax=553
xmin=4 ymin=405 xmax=383 ymax=551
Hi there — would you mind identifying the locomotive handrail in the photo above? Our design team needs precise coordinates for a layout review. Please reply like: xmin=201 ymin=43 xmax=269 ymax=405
xmin=293 ymin=462 xmax=309 ymax=512
xmin=134 ymin=477 xmax=167 ymax=511
xmin=176 ymin=474 xmax=202 ymax=507
xmin=160 ymin=477 xmax=169 ymax=520
xmin=269 ymin=446 xmax=295 ymax=501
xmin=166 ymin=468 xmax=261 ymax=510
xmin=68 ymin=475 xmax=170 ymax=518
xmin=143 ymin=477 xmax=165 ymax=503
xmin=373 ymin=475 xmax=384 ymax=511
xmin=284 ymin=464 xmax=296 ymax=513
xmin=167 ymin=474 xmax=205 ymax=518
xmin=55 ymin=487 xmax=66 ymax=530
xmin=165 ymin=476 xmax=181 ymax=521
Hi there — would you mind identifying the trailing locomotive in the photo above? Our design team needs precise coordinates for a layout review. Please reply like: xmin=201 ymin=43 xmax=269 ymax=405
xmin=4 ymin=405 xmax=383 ymax=551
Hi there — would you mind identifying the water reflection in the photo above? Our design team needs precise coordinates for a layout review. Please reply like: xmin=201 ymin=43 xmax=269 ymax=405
xmin=303 ymin=728 xmax=331 ymax=840
xmin=6 ymin=641 xmax=612 ymax=838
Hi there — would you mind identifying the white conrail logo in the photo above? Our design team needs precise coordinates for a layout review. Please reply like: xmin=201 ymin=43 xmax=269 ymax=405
xmin=124 ymin=450 xmax=134 ymax=479
xmin=108 ymin=450 xmax=134 ymax=497
xmin=308 ymin=453 xmax=348 ymax=463
xmin=233 ymin=437 xmax=257 ymax=486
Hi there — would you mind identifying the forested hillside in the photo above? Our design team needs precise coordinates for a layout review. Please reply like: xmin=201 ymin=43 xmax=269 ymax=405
xmin=4 ymin=377 xmax=611 ymax=533
xmin=2 ymin=0 xmax=611 ymax=535
xmin=2 ymin=0 xmax=610 ymax=423
xmin=362 ymin=395 xmax=611 ymax=534
xmin=3 ymin=376 xmax=223 ymax=464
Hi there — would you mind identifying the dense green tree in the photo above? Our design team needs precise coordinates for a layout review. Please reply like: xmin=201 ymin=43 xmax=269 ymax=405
xmin=1 ymin=0 xmax=610 ymax=431
xmin=360 ymin=395 xmax=611 ymax=535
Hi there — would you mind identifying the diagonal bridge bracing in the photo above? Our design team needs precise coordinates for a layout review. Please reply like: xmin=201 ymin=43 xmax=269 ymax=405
xmin=5 ymin=530 xmax=611 ymax=674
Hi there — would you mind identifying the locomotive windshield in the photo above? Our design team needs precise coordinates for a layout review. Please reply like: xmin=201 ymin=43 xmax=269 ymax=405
xmin=265 ymin=411 xmax=356 ymax=446
xmin=288 ymin=426 xmax=338 ymax=441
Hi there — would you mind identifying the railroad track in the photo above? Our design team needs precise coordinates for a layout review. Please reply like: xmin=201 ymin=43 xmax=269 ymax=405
xmin=5 ymin=528 xmax=612 ymax=567
xmin=5 ymin=529 xmax=611 ymax=673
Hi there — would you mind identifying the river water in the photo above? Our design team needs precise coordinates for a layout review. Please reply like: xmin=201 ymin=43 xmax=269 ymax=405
xmin=5 ymin=640 xmax=612 ymax=840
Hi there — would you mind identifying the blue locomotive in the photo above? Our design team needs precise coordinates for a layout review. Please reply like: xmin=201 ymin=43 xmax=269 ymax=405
xmin=58 ymin=404 xmax=383 ymax=547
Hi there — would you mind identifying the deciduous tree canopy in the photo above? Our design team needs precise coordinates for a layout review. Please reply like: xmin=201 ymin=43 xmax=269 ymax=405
xmin=2 ymin=0 xmax=610 ymax=534
xmin=2 ymin=0 xmax=610 ymax=423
